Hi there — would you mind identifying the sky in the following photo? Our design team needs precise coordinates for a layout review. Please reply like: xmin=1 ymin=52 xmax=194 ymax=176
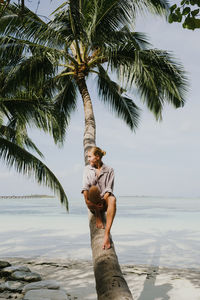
xmin=0 ymin=0 xmax=200 ymax=202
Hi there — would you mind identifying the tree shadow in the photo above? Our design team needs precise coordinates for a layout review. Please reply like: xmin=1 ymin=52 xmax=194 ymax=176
xmin=114 ymin=228 xmax=200 ymax=298
xmin=0 ymin=228 xmax=91 ymax=259
xmin=137 ymin=237 xmax=172 ymax=300
xmin=115 ymin=229 xmax=200 ymax=269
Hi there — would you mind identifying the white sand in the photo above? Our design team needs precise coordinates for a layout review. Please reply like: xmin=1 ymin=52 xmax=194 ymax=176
xmin=2 ymin=257 xmax=200 ymax=300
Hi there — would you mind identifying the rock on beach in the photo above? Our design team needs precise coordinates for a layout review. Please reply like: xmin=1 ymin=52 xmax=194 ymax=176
xmin=23 ymin=280 xmax=61 ymax=292
xmin=0 ymin=259 xmax=69 ymax=300
xmin=23 ymin=289 xmax=69 ymax=300
xmin=0 ymin=261 xmax=11 ymax=269
xmin=11 ymin=271 xmax=41 ymax=282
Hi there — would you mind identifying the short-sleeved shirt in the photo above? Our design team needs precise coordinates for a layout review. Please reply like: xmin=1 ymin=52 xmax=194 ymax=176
xmin=81 ymin=164 xmax=114 ymax=198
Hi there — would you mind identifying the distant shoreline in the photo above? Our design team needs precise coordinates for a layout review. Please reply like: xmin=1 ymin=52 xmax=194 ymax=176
xmin=0 ymin=195 xmax=54 ymax=199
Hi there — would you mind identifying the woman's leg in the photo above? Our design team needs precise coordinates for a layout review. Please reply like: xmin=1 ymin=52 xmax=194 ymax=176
xmin=88 ymin=186 xmax=105 ymax=229
xmin=87 ymin=187 xmax=117 ymax=248
xmin=103 ymin=196 xmax=116 ymax=249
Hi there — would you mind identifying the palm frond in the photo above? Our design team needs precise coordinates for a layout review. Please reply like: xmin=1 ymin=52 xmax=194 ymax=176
xmin=94 ymin=27 xmax=149 ymax=57
xmin=100 ymin=28 xmax=150 ymax=60
xmin=0 ymin=36 xmax=25 ymax=65
xmin=44 ymin=74 xmax=78 ymax=145
xmin=97 ymin=65 xmax=140 ymax=130
xmin=0 ymin=112 xmax=4 ymax=126
xmin=54 ymin=74 xmax=78 ymax=118
xmin=69 ymin=0 xmax=82 ymax=36
xmin=1 ymin=55 xmax=56 ymax=94
xmin=51 ymin=1 xmax=68 ymax=15
xmin=85 ymin=0 xmax=133 ymax=45
xmin=112 ymin=28 xmax=151 ymax=50
xmin=130 ymin=50 xmax=187 ymax=119
xmin=82 ymin=0 xmax=169 ymax=46
xmin=1 ymin=96 xmax=67 ymax=146
xmin=106 ymin=45 xmax=187 ymax=119
xmin=0 ymin=4 xmax=66 ymax=49
xmin=0 ymin=96 xmax=53 ymax=129
xmin=49 ymin=10 xmax=75 ymax=46
xmin=0 ymin=137 xmax=68 ymax=209
xmin=133 ymin=0 xmax=169 ymax=16
xmin=0 ymin=124 xmax=44 ymax=158
xmin=0 ymin=35 xmax=65 ymax=63
xmin=0 ymin=95 xmax=66 ymax=146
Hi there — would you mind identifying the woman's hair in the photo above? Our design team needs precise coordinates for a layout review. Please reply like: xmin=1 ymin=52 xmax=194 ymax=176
xmin=88 ymin=146 xmax=106 ymax=158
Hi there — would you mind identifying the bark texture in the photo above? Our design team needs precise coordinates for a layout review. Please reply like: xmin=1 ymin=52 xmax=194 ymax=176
xmin=89 ymin=211 xmax=133 ymax=299
xmin=76 ymin=75 xmax=96 ymax=163
xmin=78 ymin=77 xmax=133 ymax=299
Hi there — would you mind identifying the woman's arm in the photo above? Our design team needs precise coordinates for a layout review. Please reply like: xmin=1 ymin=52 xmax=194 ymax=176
xmin=102 ymin=168 xmax=114 ymax=197
xmin=83 ymin=190 xmax=95 ymax=210
xmin=83 ymin=190 xmax=89 ymax=203
xmin=103 ymin=192 xmax=110 ymax=201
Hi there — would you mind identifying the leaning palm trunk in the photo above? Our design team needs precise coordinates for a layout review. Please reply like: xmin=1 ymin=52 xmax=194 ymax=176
xmin=77 ymin=78 xmax=133 ymax=299
xmin=76 ymin=76 xmax=96 ymax=163
xmin=89 ymin=212 xmax=133 ymax=299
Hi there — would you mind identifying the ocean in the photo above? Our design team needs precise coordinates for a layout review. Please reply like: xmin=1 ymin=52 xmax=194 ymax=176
xmin=0 ymin=196 xmax=200 ymax=269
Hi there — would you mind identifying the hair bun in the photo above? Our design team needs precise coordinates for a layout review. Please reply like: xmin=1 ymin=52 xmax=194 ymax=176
xmin=88 ymin=146 xmax=106 ymax=159
xmin=101 ymin=150 xmax=106 ymax=156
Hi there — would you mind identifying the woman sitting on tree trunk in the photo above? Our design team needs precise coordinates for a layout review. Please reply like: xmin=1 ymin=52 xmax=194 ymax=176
xmin=82 ymin=146 xmax=116 ymax=250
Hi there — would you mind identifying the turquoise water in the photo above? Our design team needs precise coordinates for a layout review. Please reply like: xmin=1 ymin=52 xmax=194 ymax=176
xmin=0 ymin=196 xmax=200 ymax=269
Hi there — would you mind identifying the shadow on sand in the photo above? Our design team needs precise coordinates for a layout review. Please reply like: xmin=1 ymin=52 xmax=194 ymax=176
xmin=137 ymin=236 xmax=172 ymax=300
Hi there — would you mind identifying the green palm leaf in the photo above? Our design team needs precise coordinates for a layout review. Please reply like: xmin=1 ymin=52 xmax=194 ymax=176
xmin=54 ymin=75 xmax=77 ymax=117
xmin=0 ymin=96 xmax=66 ymax=145
xmin=133 ymin=0 xmax=169 ymax=15
xmin=97 ymin=65 xmax=140 ymax=130
xmin=0 ymin=97 xmax=53 ymax=130
xmin=1 ymin=56 xmax=55 ymax=94
xmin=0 ymin=4 xmax=66 ymax=49
xmin=129 ymin=50 xmax=187 ymax=119
xmin=80 ymin=0 xmax=169 ymax=45
xmin=0 ymin=124 xmax=44 ymax=158
xmin=107 ymin=45 xmax=187 ymax=119
xmin=0 ymin=136 xmax=68 ymax=209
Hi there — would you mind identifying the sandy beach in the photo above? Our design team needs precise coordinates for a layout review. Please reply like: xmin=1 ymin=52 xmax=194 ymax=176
xmin=1 ymin=257 xmax=200 ymax=300
xmin=1 ymin=197 xmax=200 ymax=299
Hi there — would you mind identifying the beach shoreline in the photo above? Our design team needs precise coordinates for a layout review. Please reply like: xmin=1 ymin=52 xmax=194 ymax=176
xmin=1 ymin=256 xmax=200 ymax=300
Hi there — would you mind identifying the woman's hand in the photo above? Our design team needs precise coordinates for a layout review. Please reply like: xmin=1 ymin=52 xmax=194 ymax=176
xmin=86 ymin=199 xmax=104 ymax=211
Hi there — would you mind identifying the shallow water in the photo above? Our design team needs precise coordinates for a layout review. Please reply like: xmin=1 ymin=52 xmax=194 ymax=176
xmin=0 ymin=196 xmax=200 ymax=269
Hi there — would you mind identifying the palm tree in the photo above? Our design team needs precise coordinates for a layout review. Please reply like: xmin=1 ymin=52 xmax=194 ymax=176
xmin=0 ymin=5 xmax=68 ymax=206
xmin=0 ymin=94 xmax=68 ymax=208
xmin=0 ymin=1 xmax=188 ymax=298
xmin=0 ymin=52 xmax=68 ymax=207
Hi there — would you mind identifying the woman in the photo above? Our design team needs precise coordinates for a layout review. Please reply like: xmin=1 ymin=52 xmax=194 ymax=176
xmin=82 ymin=146 xmax=116 ymax=250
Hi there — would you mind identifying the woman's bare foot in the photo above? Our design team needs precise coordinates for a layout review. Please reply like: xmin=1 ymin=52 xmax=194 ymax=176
xmin=102 ymin=233 xmax=111 ymax=250
xmin=96 ymin=215 xmax=104 ymax=229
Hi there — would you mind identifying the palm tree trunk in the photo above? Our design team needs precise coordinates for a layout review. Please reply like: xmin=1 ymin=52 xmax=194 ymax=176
xmin=76 ymin=75 xmax=96 ymax=163
xmin=76 ymin=76 xmax=133 ymax=299
xmin=89 ymin=212 xmax=133 ymax=299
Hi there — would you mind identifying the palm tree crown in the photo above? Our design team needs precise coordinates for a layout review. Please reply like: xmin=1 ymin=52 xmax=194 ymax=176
xmin=0 ymin=0 xmax=187 ymax=199
xmin=0 ymin=0 xmax=187 ymax=125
